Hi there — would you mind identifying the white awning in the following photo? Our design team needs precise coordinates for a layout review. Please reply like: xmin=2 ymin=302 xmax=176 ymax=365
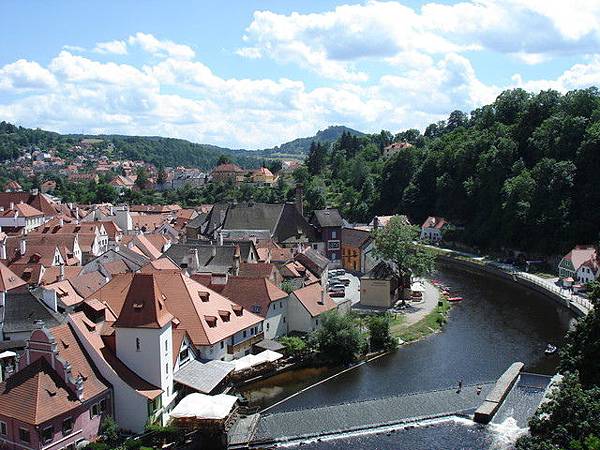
xmin=411 ymin=282 xmax=426 ymax=292
xmin=171 ymin=393 xmax=237 ymax=420
xmin=233 ymin=350 xmax=283 ymax=372
xmin=0 ymin=351 xmax=16 ymax=359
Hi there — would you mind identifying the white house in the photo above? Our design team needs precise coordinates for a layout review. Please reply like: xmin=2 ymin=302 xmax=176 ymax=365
xmin=558 ymin=245 xmax=599 ymax=285
xmin=288 ymin=283 xmax=337 ymax=333
xmin=420 ymin=216 xmax=448 ymax=242
xmin=0 ymin=202 xmax=45 ymax=233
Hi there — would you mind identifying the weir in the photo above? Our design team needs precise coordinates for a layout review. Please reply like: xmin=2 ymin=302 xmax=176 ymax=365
xmin=227 ymin=363 xmax=552 ymax=448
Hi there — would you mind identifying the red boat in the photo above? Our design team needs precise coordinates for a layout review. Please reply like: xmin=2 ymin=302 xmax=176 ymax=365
xmin=448 ymin=296 xmax=463 ymax=302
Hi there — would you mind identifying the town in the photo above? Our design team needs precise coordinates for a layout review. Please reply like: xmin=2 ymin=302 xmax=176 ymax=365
xmin=3 ymin=2 xmax=600 ymax=448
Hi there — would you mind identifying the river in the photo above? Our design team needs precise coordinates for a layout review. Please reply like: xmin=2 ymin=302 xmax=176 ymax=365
xmin=240 ymin=266 xmax=574 ymax=447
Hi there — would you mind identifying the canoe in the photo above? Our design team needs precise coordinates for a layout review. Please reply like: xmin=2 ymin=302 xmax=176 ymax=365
xmin=448 ymin=297 xmax=463 ymax=302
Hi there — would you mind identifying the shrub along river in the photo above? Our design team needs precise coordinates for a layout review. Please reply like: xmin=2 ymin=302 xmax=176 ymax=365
xmin=240 ymin=266 xmax=574 ymax=448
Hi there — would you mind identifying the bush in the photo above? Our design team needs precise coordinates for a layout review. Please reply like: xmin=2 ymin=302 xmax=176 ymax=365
xmin=367 ymin=314 xmax=396 ymax=351
xmin=313 ymin=311 xmax=366 ymax=364
xmin=279 ymin=335 xmax=308 ymax=357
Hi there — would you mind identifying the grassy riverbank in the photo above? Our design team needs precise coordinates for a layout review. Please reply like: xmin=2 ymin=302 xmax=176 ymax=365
xmin=389 ymin=297 xmax=451 ymax=342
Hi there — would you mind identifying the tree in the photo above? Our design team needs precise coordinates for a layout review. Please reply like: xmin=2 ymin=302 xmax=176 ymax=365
xmin=279 ymin=336 xmax=308 ymax=357
xmin=367 ymin=314 xmax=396 ymax=351
xmin=157 ymin=166 xmax=167 ymax=185
xmin=217 ymin=154 xmax=232 ymax=165
xmin=373 ymin=217 xmax=436 ymax=294
xmin=134 ymin=167 xmax=149 ymax=190
xmin=313 ymin=311 xmax=366 ymax=364
xmin=306 ymin=141 xmax=327 ymax=175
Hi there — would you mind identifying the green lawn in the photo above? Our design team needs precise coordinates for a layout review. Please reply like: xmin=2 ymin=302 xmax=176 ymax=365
xmin=389 ymin=298 xmax=451 ymax=343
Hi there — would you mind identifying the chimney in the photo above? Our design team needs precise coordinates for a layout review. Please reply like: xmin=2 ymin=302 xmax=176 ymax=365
xmin=0 ymin=237 xmax=6 ymax=260
xmin=75 ymin=207 xmax=80 ymax=221
xmin=59 ymin=263 xmax=65 ymax=281
xmin=19 ymin=238 xmax=26 ymax=255
xmin=295 ymin=184 xmax=304 ymax=217
xmin=9 ymin=202 xmax=14 ymax=210
xmin=190 ymin=248 xmax=200 ymax=273
xmin=318 ymin=287 xmax=325 ymax=305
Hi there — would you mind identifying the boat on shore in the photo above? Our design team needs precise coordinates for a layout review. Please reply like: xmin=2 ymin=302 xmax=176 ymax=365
xmin=448 ymin=297 xmax=463 ymax=302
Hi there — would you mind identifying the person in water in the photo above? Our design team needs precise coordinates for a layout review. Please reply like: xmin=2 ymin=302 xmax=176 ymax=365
xmin=457 ymin=379 xmax=463 ymax=393
xmin=476 ymin=385 xmax=482 ymax=395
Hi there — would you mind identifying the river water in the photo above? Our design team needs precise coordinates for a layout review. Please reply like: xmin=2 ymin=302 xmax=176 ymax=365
xmin=240 ymin=266 xmax=574 ymax=448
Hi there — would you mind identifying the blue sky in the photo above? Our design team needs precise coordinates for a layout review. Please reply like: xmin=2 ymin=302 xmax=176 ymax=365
xmin=2 ymin=1 xmax=600 ymax=148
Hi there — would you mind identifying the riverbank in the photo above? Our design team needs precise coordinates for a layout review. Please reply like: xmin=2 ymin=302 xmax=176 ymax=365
xmin=390 ymin=296 xmax=451 ymax=342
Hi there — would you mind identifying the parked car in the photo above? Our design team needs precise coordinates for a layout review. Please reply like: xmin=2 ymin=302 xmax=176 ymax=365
xmin=337 ymin=277 xmax=351 ymax=286
xmin=329 ymin=289 xmax=345 ymax=298
xmin=329 ymin=269 xmax=345 ymax=277
xmin=329 ymin=283 xmax=345 ymax=291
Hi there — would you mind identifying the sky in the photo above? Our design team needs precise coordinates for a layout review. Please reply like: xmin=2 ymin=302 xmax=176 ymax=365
xmin=2 ymin=1 xmax=600 ymax=149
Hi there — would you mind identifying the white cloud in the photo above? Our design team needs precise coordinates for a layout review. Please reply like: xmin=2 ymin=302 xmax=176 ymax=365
xmin=94 ymin=40 xmax=128 ymax=55
xmin=238 ymin=0 xmax=600 ymax=78
xmin=0 ymin=59 xmax=57 ymax=92
xmin=128 ymin=32 xmax=195 ymax=60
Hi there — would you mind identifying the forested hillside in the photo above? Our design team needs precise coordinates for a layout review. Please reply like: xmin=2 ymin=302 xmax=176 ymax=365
xmin=300 ymin=88 xmax=600 ymax=255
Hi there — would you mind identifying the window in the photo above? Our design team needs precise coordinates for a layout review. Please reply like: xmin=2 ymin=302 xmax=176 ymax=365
xmin=19 ymin=428 xmax=31 ymax=443
xmin=165 ymin=363 xmax=169 ymax=374
xmin=332 ymin=231 xmax=337 ymax=239
xmin=280 ymin=301 xmax=283 ymax=308
xmin=220 ymin=341 xmax=224 ymax=349
xmin=266 ymin=322 xmax=270 ymax=330
xmin=283 ymin=317 xmax=286 ymax=323
xmin=179 ymin=348 xmax=189 ymax=362
xmin=62 ymin=417 xmax=73 ymax=435
xmin=164 ymin=340 xmax=168 ymax=352
xmin=243 ymin=330 xmax=247 ymax=338
xmin=99 ymin=398 xmax=107 ymax=413
xmin=90 ymin=403 xmax=100 ymax=418
xmin=0 ymin=421 xmax=6 ymax=436
xmin=136 ymin=337 xmax=141 ymax=352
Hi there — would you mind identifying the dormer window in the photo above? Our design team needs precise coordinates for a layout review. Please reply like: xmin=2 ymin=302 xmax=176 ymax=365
xmin=218 ymin=310 xmax=231 ymax=321
xmin=199 ymin=291 xmax=210 ymax=302
xmin=205 ymin=315 xmax=217 ymax=327
xmin=232 ymin=305 xmax=243 ymax=316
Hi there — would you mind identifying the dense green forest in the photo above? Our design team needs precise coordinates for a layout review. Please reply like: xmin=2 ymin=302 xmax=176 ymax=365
xmin=516 ymin=286 xmax=600 ymax=449
xmin=299 ymin=87 xmax=600 ymax=256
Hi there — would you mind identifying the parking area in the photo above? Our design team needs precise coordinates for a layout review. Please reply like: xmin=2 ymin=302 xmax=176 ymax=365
xmin=327 ymin=270 xmax=360 ymax=306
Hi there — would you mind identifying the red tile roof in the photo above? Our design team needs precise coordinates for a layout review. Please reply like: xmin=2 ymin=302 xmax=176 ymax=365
xmin=421 ymin=216 xmax=448 ymax=229
xmin=113 ymin=273 xmax=174 ymax=329
xmin=220 ymin=276 xmax=287 ymax=318
xmin=0 ymin=261 xmax=27 ymax=292
xmin=292 ymin=283 xmax=336 ymax=317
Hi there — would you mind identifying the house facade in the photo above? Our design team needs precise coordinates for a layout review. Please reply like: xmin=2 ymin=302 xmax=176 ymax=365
xmin=310 ymin=209 xmax=343 ymax=264
xmin=420 ymin=216 xmax=448 ymax=242
xmin=558 ymin=245 xmax=599 ymax=284
xmin=0 ymin=326 xmax=111 ymax=450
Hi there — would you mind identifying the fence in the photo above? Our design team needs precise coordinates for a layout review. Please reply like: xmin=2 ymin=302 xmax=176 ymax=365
xmin=516 ymin=272 xmax=593 ymax=313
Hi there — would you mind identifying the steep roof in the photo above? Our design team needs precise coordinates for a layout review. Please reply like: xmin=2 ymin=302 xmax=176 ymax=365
xmin=422 ymin=216 xmax=448 ymax=229
xmin=292 ymin=283 xmax=336 ymax=317
xmin=69 ymin=312 xmax=162 ymax=399
xmin=1 ymin=202 xmax=44 ymax=218
xmin=342 ymin=227 xmax=372 ymax=248
xmin=312 ymin=209 xmax=343 ymax=228
xmin=0 ymin=358 xmax=79 ymax=424
xmin=220 ymin=276 xmax=287 ymax=317
xmin=0 ymin=261 xmax=27 ymax=292
xmin=113 ymin=273 xmax=174 ymax=329
xmin=163 ymin=243 xmax=238 ymax=274
xmin=223 ymin=202 xmax=284 ymax=233
xmin=2 ymin=291 xmax=62 ymax=334
xmin=238 ymin=262 xmax=277 ymax=279
xmin=563 ymin=245 xmax=598 ymax=272
xmin=88 ymin=271 xmax=262 ymax=346
xmin=295 ymin=248 xmax=329 ymax=277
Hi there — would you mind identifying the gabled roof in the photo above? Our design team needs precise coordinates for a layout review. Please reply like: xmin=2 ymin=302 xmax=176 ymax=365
xmin=163 ymin=243 xmax=238 ymax=274
xmin=44 ymin=279 xmax=85 ymax=307
xmin=311 ymin=209 xmax=343 ymax=228
xmin=220 ymin=276 xmax=287 ymax=318
xmin=211 ymin=163 xmax=244 ymax=174
xmin=88 ymin=271 xmax=262 ymax=346
xmin=0 ymin=358 xmax=79 ymax=424
xmin=422 ymin=216 xmax=448 ymax=229
xmin=223 ymin=202 xmax=284 ymax=233
xmin=0 ymin=261 xmax=27 ymax=292
xmin=113 ymin=273 xmax=174 ymax=329
xmin=294 ymin=248 xmax=329 ymax=277
xmin=1 ymin=202 xmax=44 ymax=218
xmin=342 ymin=227 xmax=372 ymax=249
xmin=291 ymin=283 xmax=336 ymax=317
xmin=563 ymin=245 xmax=598 ymax=272
xmin=1 ymin=291 xmax=62 ymax=334
xmin=238 ymin=262 xmax=277 ymax=279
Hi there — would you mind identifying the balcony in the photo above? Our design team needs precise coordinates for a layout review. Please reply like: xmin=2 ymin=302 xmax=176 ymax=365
xmin=227 ymin=332 xmax=264 ymax=354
